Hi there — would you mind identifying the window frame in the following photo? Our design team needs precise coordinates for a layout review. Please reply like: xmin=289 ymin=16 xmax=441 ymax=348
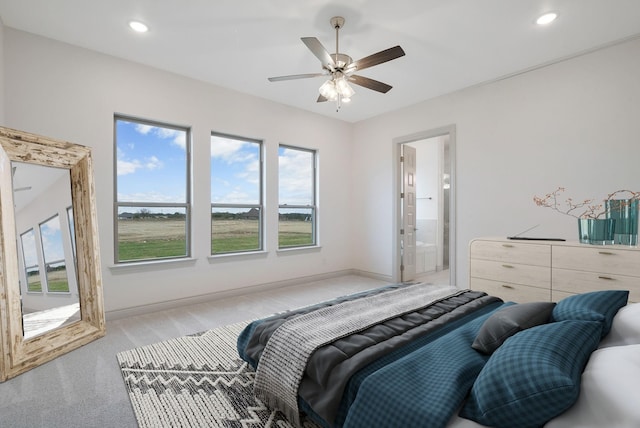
xmin=278 ymin=144 xmax=318 ymax=249
xmin=210 ymin=132 xmax=264 ymax=255
xmin=113 ymin=115 xmax=192 ymax=264
xmin=20 ymin=228 xmax=42 ymax=293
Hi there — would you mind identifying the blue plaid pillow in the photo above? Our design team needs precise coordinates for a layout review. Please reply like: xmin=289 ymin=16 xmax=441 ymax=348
xmin=460 ymin=320 xmax=602 ymax=428
xmin=551 ymin=290 xmax=628 ymax=338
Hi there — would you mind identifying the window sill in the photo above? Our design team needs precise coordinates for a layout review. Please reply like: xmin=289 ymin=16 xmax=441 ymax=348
xmin=276 ymin=245 xmax=322 ymax=255
xmin=208 ymin=250 xmax=268 ymax=263
xmin=109 ymin=257 xmax=197 ymax=274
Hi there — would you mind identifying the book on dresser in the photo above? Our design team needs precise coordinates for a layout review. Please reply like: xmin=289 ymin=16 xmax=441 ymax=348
xmin=469 ymin=237 xmax=639 ymax=303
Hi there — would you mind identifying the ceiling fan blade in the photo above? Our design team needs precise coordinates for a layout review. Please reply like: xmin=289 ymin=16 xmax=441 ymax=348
xmin=347 ymin=45 xmax=405 ymax=73
xmin=301 ymin=37 xmax=336 ymax=70
xmin=268 ymin=73 xmax=325 ymax=82
xmin=349 ymin=75 xmax=393 ymax=93
xmin=317 ymin=94 xmax=328 ymax=103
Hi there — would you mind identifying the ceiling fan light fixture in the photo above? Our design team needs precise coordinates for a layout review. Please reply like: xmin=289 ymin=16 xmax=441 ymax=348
xmin=335 ymin=77 xmax=355 ymax=98
xmin=319 ymin=79 xmax=338 ymax=100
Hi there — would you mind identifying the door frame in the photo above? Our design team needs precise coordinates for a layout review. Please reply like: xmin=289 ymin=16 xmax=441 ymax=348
xmin=392 ymin=125 xmax=457 ymax=284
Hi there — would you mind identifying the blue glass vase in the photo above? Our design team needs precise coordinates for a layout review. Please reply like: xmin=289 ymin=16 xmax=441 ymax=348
xmin=606 ymin=199 xmax=638 ymax=246
xmin=578 ymin=218 xmax=615 ymax=245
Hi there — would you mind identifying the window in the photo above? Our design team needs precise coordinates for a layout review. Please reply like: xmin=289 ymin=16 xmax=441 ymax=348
xmin=115 ymin=117 xmax=190 ymax=263
xmin=39 ymin=215 xmax=70 ymax=292
xmin=278 ymin=145 xmax=317 ymax=248
xmin=210 ymin=133 xmax=263 ymax=254
xmin=20 ymin=229 xmax=41 ymax=292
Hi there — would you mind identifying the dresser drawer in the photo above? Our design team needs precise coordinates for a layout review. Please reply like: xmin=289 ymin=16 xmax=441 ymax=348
xmin=471 ymin=278 xmax=551 ymax=303
xmin=470 ymin=240 xmax=550 ymax=266
xmin=552 ymin=268 xmax=640 ymax=303
xmin=470 ymin=259 xmax=550 ymax=288
xmin=553 ymin=246 xmax=640 ymax=277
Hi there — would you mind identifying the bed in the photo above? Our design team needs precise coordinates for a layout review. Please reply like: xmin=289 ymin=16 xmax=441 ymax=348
xmin=237 ymin=282 xmax=640 ymax=428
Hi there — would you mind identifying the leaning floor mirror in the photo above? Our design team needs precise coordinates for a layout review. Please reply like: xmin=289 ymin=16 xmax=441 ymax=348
xmin=0 ymin=126 xmax=105 ymax=381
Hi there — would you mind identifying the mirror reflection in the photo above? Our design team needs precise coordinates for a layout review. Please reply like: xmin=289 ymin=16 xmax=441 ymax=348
xmin=12 ymin=161 xmax=80 ymax=339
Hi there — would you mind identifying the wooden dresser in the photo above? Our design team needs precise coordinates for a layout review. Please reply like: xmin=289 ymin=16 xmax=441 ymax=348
xmin=469 ymin=237 xmax=639 ymax=303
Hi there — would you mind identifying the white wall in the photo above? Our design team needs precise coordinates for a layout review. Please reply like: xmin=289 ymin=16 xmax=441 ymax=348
xmin=3 ymin=29 xmax=354 ymax=314
xmin=352 ymin=36 xmax=640 ymax=287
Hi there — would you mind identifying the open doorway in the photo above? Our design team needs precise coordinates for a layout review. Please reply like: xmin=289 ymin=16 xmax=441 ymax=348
xmin=394 ymin=126 xmax=455 ymax=285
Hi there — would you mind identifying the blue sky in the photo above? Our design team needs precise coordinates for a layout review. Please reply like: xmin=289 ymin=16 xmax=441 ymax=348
xmin=20 ymin=229 xmax=38 ymax=267
xmin=279 ymin=146 xmax=313 ymax=206
xmin=21 ymin=215 xmax=66 ymax=269
xmin=117 ymin=120 xmax=314 ymax=212
xmin=116 ymin=120 xmax=187 ymax=207
xmin=211 ymin=135 xmax=260 ymax=204
xmin=39 ymin=216 xmax=65 ymax=262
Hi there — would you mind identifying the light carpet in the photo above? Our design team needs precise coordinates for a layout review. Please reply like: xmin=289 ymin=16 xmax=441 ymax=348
xmin=117 ymin=320 xmax=320 ymax=428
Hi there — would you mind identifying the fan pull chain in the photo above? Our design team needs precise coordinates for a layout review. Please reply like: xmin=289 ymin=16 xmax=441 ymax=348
xmin=335 ymin=22 xmax=339 ymax=63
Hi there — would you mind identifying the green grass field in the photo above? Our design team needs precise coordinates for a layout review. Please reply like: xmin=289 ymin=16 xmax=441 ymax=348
xmin=27 ymin=269 xmax=69 ymax=293
xmin=117 ymin=218 xmax=313 ymax=261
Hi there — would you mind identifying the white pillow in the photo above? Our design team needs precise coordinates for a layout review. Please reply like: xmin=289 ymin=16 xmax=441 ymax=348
xmin=545 ymin=344 xmax=640 ymax=428
xmin=598 ymin=303 xmax=640 ymax=348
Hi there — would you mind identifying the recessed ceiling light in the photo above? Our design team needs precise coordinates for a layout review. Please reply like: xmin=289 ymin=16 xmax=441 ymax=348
xmin=536 ymin=12 xmax=558 ymax=25
xmin=129 ymin=20 xmax=149 ymax=33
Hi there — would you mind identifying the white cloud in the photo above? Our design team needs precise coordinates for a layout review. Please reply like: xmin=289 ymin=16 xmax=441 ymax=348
xmin=40 ymin=218 xmax=65 ymax=261
xmin=117 ymin=191 xmax=185 ymax=203
xmin=117 ymin=148 xmax=164 ymax=176
xmin=213 ymin=189 xmax=251 ymax=204
xmin=279 ymin=148 xmax=314 ymax=204
xmin=211 ymin=136 xmax=242 ymax=159
xmin=145 ymin=156 xmax=163 ymax=170
xmin=20 ymin=230 xmax=39 ymax=266
xmin=134 ymin=124 xmax=187 ymax=150
xmin=135 ymin=124 xmax=154 ymax=135
xmin=117 ymin=159 xmax=142 ymax=176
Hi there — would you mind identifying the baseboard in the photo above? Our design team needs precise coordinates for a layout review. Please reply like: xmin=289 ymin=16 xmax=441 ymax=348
xmin=349 ymin=269 xmax=393 ymax=283
xmin=105 ymin=269 xmax=363 ymax=321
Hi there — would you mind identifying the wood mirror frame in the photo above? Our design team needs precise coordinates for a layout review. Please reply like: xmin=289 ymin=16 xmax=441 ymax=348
xmin=0 ymin=126 xmax=105 ymax=381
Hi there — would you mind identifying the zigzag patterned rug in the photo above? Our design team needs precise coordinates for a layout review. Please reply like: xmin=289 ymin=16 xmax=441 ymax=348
xmin=117 ymin=321 xmax=320 ymax=428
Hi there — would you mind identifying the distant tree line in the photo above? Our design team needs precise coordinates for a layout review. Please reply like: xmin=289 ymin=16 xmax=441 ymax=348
xmin=119 ymin=209 xmax=309 ymax=221
xmin=118 ymin=209 xmax=186 ymax=220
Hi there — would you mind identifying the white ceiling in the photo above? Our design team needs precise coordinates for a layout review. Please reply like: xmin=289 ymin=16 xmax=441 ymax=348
xmin=12 ymin=162 xmax=69 ymax=213
xmin=1 ymin=0 xmax=640 ymax=123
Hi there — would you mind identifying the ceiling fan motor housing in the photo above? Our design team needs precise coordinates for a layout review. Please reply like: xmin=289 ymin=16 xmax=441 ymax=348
xmin=330 ymin=16 xmax=345 ymax=30
xmin=329 ymin=53 xmax=353 ymax=70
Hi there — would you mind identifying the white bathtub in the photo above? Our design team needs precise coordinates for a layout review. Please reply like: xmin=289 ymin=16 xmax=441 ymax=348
xmin=416 ymin=241 xmax=437 ymax=273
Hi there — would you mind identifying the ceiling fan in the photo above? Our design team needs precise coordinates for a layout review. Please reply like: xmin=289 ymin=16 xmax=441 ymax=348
xmin=11 ymin=166 xmax=31 ymax=192
xmin=268 ymin=16 xmax=405 ymax=110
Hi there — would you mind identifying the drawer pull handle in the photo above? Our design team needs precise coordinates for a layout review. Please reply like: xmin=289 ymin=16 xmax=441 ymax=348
xmin=502 ymin=244 xmax=514 ymax=248
xmin=598 ymin=276 xmax=614 ymax=281
xmin=501 ymin=284 xmax=514 ymax=289
xmin=502 ymin=264 xmax=514 ymax=269
xmin=598 ymin=251 xmax=614 ymax=255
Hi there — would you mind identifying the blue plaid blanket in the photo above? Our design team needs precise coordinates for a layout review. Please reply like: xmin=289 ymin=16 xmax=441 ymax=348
xmin=238 ymin=285 xmax=504 ymax=427
xmin=340 ymin=304 xmax=500 ymax=428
